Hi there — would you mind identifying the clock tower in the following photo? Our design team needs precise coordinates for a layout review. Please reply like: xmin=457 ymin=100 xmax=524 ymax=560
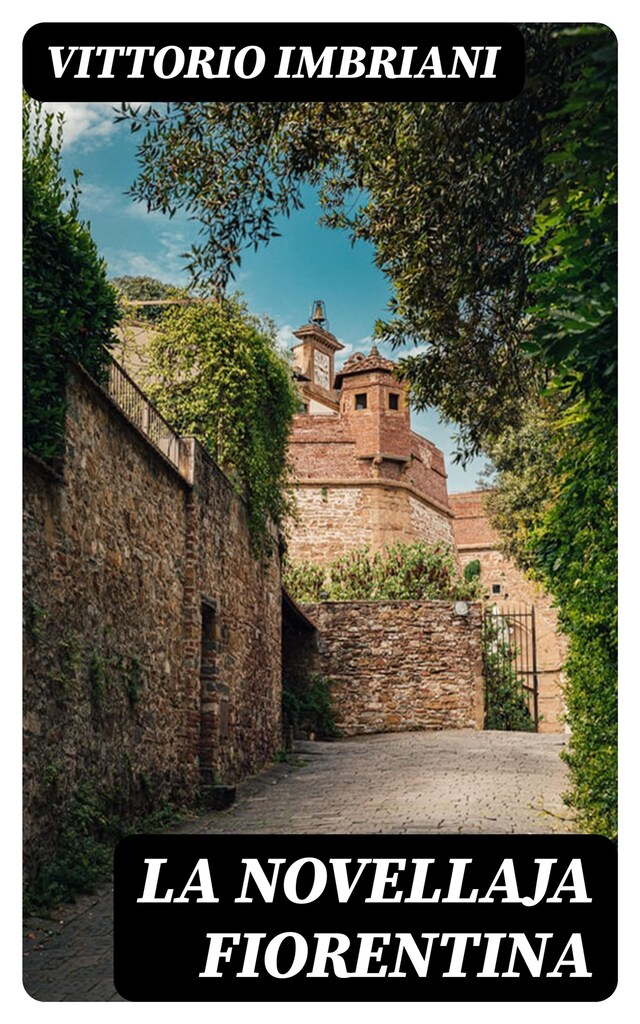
xmin=291 ymin=300 xmax=343 ymax=414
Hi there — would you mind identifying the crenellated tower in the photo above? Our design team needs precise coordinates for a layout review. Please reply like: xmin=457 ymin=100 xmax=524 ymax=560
xmin=287 ymin=306 xmax=455 ymax=563
xmin=336 ymin=346 xmax=411 ymax=466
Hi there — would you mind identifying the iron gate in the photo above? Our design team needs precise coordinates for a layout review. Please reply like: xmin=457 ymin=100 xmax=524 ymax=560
xmin=482 ymin=604 xmax=539 ymax=731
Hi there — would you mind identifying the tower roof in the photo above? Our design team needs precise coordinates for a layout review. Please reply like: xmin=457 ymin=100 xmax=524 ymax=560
xmin=334 ymin=347 xmax=398 ymax=389
xmin=292 ymin=322 xmax=344 ymax=353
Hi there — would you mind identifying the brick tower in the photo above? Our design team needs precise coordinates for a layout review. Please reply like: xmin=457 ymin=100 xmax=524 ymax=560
xmin=287 ymin=311 xmax=455 ymax=563
xmin=336 ymin=346 xmax=411 ymax=465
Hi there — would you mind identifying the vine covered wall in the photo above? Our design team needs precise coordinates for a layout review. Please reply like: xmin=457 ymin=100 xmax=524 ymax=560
xmin=23 ymin=365 xmax=282 ymax=882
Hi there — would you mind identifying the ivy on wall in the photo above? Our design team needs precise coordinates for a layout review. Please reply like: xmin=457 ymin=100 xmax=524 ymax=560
xmin=142 ymin=295 xmax=299 ymax=551
xmin=530 ymin=397 xmax=617 ymax=838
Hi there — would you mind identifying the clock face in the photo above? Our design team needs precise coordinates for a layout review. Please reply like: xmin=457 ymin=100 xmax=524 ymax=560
xmin=314 ymin=349 xmax=330 ymax=389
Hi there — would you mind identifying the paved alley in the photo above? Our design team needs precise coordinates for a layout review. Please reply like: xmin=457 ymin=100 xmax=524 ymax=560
xmin=23 ymin=729 xmax=573 ymax=1001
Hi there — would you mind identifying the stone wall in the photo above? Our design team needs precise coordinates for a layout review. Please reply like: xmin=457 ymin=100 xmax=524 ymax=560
xmin=187 ymin=443 xmax=282 ymax=782
xmin=301 ymin=600 xmax=484 ymax=735
xmin=23 ymin=365 xmax=282 ymax=880
xmin=288 ymin=483 xmax=455 ymax=563
xmin=408 ymin=494 xmax=458 ymax=550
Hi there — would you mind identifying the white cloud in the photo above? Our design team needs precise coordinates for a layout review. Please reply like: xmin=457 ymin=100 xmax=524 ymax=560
xmin=399 ymin=343 xmax=430 ymax=359
xmin=333 ymin=335 xmax=419 ymax=370
xmin=75 ymin=181 xmax=193 ymax=227
xmin=102 ymin=237 xmax=192 ymax=286
xmin=276 ymin=323 xmax=295 ymax=351
xmin=334 ymin=342 xmax=353 ymax=368
xmin=74 ymin=182 xmax=116 ymax=215
xmin=338 ymin=333 xmax=383 ymax=364
xmin=42 ymin=102 xmax=121 ymax=150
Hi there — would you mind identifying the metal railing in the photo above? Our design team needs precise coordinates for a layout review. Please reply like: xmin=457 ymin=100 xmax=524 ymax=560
xmin=483 ymin=603 xmax=540 ymax=731
xmin=106 ymin=358 xmax=184 ymax=471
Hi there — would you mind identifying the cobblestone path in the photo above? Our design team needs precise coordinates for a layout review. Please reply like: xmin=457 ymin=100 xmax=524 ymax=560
xmin=23 ymin=730 xmax=573 ymax=1001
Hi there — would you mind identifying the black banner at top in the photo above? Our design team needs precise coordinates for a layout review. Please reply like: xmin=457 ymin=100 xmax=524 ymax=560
xmin=23 ymin=23 xmax=525 ymax=101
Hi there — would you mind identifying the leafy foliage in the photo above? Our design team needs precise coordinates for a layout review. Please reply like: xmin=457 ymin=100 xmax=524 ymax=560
xmin=484 ymin=28 xmax=617 ymax=838
xmin=463 ymin=560 xmax=481 ymax=583
xmin=142 ymin=294 xmax=299 ymax=549
xmin=282 ymin=559 xmax=326 ymax=603
xmin=523 ymin=27 xmax=617 ymax=398
xmin=529 ymin=396 xmax=617 ymax=837
xmin=117 ymin=26 xmax=581 ymax=457
xmin=25 ymin=782 xmax=183 ymax=912
xmin=283 ymin=542 xmax=481 ymax=603
xmin=482 ymin=401 xmax=562 ymax=570
xmin=482 ymin=612 xmax=536 ymax=732
xmin=23 ymin=96 xmax=119 ymax=462
xmin=111 ymin=275 xmax=189 ymax=323
xmin=116 ymin=28 xmax=612 ymax=455
xmin=282 ymin=673 xmax=338 ymax=742
xmin=484 ymin=394 xmax=617 ymax=837
xmin=25 ymin=783 xmax=119 ymax=909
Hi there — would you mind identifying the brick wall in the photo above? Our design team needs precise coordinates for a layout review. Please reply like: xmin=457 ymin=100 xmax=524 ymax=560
xmin=286 ymin=377 xmax=456 ymax=563
xmin=23 ymin=365 xmax=282 ymax=879
xmin=289 ymin=415 xmax=451 ymax=510
xmin=301 ymin=600 xmax=484 ymax=735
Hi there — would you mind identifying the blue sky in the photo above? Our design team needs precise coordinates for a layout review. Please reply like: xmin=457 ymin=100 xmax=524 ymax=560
xmin=46 ymin=100 xmax=487 ymax=492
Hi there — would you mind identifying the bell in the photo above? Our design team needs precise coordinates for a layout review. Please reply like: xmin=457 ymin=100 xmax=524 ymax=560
xmin=310 ymin=300 xmax=326 ymax=327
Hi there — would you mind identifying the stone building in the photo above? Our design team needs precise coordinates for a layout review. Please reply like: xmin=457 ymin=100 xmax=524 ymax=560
xmin=287 ymin=304 xmax=566 ymax=734
xmin=288 ymin=304 xmax=455 ymax=562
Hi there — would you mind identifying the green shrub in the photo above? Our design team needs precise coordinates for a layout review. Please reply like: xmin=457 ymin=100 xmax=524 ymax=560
xmin=111 ymin=275 xmax=188 ymax=323
xmin=282 ymin=559 xmax=326 ymax=602
xmin=464 ymin=559 xmax=481 ymax=582
xmin=25 ymin=781 xmax=183 ymax=912
xmin=282 ymin=674 xmax=338 ymax=741
xmin=143 ymin=295 xmax=299 ymax=551
xmin=327 ymin=547 xmax=377 ymax=600
xmin=283 ymin=542 xmax=481 ymax=603
xmin=23 ymin=96 xmax=119 ymax=463
xmin=25 ymin=783 xmax=119 ymax=910
xmin=529 ymin=395 xmax=617 ymax=838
